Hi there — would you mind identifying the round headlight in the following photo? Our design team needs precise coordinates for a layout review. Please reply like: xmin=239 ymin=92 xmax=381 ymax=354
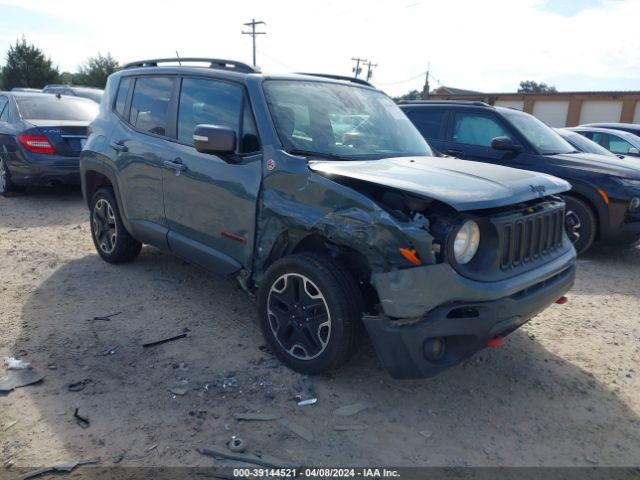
xmin=453 ymin=220 xmax=480 ymax=264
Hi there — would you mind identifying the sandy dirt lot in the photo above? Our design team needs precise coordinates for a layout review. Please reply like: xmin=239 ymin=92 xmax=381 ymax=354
xmin=1 ymin=188 xmax=639 ymax=472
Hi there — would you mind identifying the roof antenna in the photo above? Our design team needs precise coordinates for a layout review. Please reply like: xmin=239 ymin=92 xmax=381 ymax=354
xmin=176 ymin=51 xmax=181 ymax=66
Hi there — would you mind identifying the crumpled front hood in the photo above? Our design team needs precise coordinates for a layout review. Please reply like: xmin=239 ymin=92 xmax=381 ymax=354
xmin=309 ymin=156 xmax=570 ymax=211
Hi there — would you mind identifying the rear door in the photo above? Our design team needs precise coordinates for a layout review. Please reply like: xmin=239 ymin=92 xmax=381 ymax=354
xmin=161 ymin=76 xmax=262 ymax=275
xmin=106 ymin=75 xmax=176 ymax=247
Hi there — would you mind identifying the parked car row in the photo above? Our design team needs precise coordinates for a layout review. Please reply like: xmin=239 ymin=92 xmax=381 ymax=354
xmin=399 ymin=101 xmax=640 ymax=254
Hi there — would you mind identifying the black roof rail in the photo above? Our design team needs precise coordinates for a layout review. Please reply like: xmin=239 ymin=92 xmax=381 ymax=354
xmin=399 ymin=100 xmax=490 ymax=107
xmin=296 ymin=73 xmax=374 ymax=87
xmin=123 ymin=58 xmax=259 ymax=73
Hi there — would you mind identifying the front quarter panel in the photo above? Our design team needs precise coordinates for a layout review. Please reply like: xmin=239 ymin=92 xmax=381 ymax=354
xmin=252 ymin=149 xmax=435 ymax=282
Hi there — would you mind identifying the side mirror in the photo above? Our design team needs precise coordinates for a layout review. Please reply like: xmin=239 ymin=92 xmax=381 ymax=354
xmin=194 ymin=124 xmax=236 ymax=155
xmin=628 ymin=147 xmax=640 ymax=156
xmin=491 ymin=136 xmax=522 ymax=152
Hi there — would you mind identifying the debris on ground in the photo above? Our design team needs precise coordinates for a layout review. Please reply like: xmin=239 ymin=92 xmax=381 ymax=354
xmin=334 ymin=424 xmax=367 ymax=431
xmin=227 ymin=436 xmax=246 ymax=453
xmin=4 ymin=357 xmax=30 ymax=369
xmin=295 ymin=377 xmax=318 ymax=406
xmin=233 ymin=412 xmax=279 ymax=421
xmin=279 ymin=419 xmax=314 ymax=442
xmin=333 ymin=402 xmax=372 ymax=417
xmin=142 ymin=332 xmax=188 ymax=348
xmin=88 ymin=311 xmax=122 ymax=321
xmin=0 ymin=368 xmax=44 ymax=393
xmin=169 ymin=386 xmax=189 ymax=396
xmin=146 ymin=444 xmax=158 ymax=452
xmin=420 ymin=430 xmax=433 ymax=439
xmin=67 ymin=378 xmax=92 ymax=392
xmin=153 ymin=275 xmax=181 ymax=284
xmin=17 ymin=457 xmax=100 ymax=480
xmin=2 ymin=420 xmax=19 ymax=431
xmin=99 ymin=345 xmax=119 ymax=356
xmin=73 ymin=408 xmax=90 ymax=429
xmin=195 ymin=445 xmax=298 ymax=469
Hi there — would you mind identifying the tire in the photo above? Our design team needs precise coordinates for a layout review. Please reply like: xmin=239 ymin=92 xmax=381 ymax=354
xmin=257 ymin=253 xmax=364 ymax=375
xmin=563 ymin=195 xmax=597 ymax=255
xmin=0 ymin=155 xmax=26 ymax=197
xmin=89 ymin=187 xmax=142 ymax=264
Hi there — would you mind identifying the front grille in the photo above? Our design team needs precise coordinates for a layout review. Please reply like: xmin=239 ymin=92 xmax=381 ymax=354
xmin=496 ymin=204 xmax=565 ymax=270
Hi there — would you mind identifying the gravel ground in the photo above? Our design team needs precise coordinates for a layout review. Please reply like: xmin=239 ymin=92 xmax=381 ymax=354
xmin=0 ymin=188 xmax=639 ymax=470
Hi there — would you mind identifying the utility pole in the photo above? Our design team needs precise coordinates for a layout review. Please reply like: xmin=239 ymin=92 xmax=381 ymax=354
xmin=242 ymin=19 xmax=266 ymax=67
xmin=422 ymin=62 xmax=431 ymax=99
xmin=365 ymin=61 xmax=377 ymax=82
xmin=351 ymin=57 xmax=367 ymax=78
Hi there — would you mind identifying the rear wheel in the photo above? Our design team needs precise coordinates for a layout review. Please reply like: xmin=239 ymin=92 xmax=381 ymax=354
xmin=90 ymin=188 xmax=142 ymax=263
xmin=257 ymin=253 xmax=364 ymax=375
xmin=0 ymin=156 xmax=25 ymax=197
xmin=563 ymin=196 xmax=596 ymax=254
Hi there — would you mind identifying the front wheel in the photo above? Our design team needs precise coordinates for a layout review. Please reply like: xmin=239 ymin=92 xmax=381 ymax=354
xmin=257 ymin=253 xmax=364 ymax=375
xmin=563 ymin=196 xmax=596 ymax=255
xmin=90 ymin=188 xmax=142 ymax=264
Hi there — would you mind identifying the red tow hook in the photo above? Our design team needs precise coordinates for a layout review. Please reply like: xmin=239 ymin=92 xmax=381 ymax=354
xmin=555 ymin=296 xmax=568 ymax=305
xmin=487 ymin=336 xmax=504 ymax=348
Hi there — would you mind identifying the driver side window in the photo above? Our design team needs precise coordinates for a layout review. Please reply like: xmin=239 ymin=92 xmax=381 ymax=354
xmin=452 ymin=112 xmax=510 ymax=147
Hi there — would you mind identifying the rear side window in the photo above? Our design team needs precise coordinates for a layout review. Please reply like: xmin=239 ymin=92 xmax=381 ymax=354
xmin=592 ymin=132 xmax=633 ymax=154
xmin=114 ymin=77 xmax=132 ymax=116
xmin=405 ymin=109 xmax=445 ymax=140
xmin=0 ymin=97 xmax=8 ymax=122
xmin=15 ymin=96 xmax=98 ymax=121
xmin=177 ymin=78 xmax=243 ymax=146
xmin=129 ymin=77 xmax=174 ymax=136
xmin=452 ymin=112 xmax=510 ymax=147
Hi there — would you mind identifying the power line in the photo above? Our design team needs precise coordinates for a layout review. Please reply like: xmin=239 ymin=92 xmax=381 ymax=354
xmin=242 ymin=19 xmax=266 ymax=67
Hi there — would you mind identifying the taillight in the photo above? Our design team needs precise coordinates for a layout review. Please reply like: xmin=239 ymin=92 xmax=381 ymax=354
xmin=18 ymin=133 xmax=55 ymax=154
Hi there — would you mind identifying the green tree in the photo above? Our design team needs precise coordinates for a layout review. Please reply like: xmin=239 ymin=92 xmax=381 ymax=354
xmin=73 ymin=53 xmax=119 ymax=88
xmin=0 ymin=36 xmax=59 ymax=89
xmin=392 ymin=89 xmax=422 ymax=103
xmin=518 ymin=80 xmax=557 ymax=93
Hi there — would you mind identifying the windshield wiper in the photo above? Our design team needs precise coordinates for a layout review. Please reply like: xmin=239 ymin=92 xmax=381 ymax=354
xmin=287 ymin=149 xmax=347 ymax=161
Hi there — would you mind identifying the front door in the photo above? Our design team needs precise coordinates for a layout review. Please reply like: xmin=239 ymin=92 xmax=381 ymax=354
xmin=162 ymin=77 xmax=262 ymax=276
xmin=443 ymin=110 xmax=521 ymax=166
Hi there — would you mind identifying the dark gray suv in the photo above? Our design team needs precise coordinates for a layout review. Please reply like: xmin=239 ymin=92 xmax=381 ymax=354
xmin=80 ymin=58 xmax=577 ymax=378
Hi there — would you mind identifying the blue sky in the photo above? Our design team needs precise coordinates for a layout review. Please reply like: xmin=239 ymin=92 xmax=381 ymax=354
xmin=0 ymin=0 xmax=638 ymax=95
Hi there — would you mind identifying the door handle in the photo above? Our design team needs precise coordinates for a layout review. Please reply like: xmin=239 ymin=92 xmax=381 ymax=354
xmin=109 ymin=142 xmax=128 ymax=153
xmin=163 ymin=158 xmax=188 ymax=172
xmin=445 ymin=149 xmax=464 ymax=158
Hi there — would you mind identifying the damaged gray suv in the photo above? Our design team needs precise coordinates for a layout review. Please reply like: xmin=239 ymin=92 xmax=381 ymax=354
xmin=80 ymin=58 xmax=577 ymax=378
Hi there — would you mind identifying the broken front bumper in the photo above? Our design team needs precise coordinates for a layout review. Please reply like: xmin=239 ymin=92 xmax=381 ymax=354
xmin=364 ymin=248 xmax=576 ymax=379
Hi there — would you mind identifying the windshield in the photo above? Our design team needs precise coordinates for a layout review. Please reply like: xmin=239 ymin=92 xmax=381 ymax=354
xmin=562 ymin=130 xmax=616 ymax=157
xmin=502 ymin=110 xmax=574 ymax=155
xmin=263 ymin=80 xmax=432 ymax=159
xmin=16 ymin=95 xmax=98 ymax=121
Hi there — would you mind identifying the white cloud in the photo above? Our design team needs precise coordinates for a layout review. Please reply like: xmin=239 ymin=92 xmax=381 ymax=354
xmin=1 ymin=0 xmax=639 ymax=95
